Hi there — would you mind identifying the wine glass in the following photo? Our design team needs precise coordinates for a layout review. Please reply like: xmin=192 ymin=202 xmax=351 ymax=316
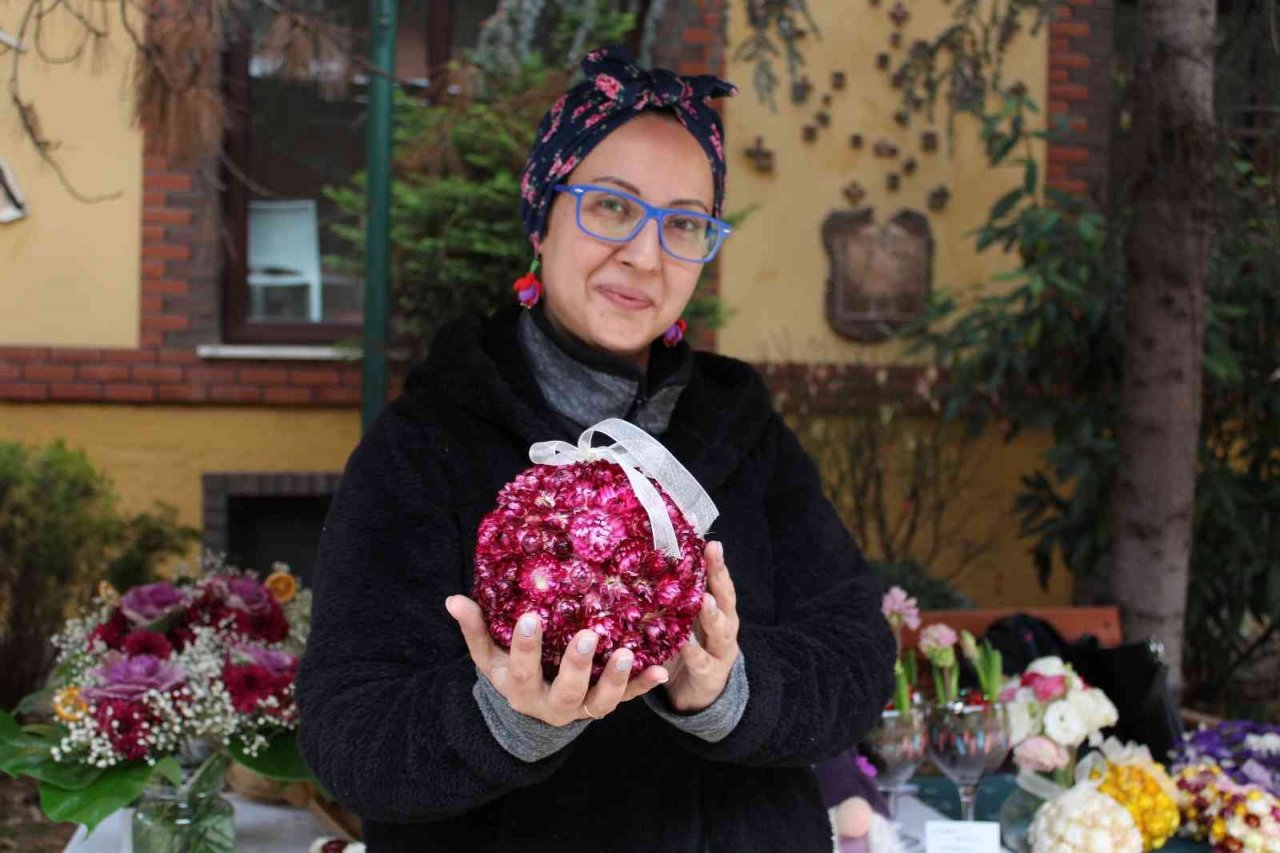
xmin=926 ymin=700 xmax=1010 ymax=821
xmin=864 ymin=705 xmax=928 ymax=818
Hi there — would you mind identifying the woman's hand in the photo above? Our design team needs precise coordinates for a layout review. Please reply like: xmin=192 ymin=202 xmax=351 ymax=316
xmin=661 ymin=540 xmax=741 ymax=713
xmin=446 ymin=595 xmax=670 ymax=727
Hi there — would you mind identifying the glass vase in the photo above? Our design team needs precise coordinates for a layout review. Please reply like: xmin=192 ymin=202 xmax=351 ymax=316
xmin=131 ymin=743 xmax=235 ymax=853
xmin=925 ymin=701 xmax=1010 ymax=821
xmin=998 ymin=757 xmax=1077 ymax=852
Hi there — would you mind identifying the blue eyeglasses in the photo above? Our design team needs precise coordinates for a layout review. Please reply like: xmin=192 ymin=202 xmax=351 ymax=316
xmin=553 ymin=184 xmax=732 ymax=264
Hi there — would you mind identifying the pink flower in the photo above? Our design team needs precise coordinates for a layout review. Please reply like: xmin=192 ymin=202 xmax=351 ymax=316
xmin=918 ymin=623 xmax=956 ymax=655
xmin=1013 ymin=736 xmax=1070 ymax=773
xmin=1031 ymin=674 xmax=1068 ymax=703
xmin=595 ymin=75 xmax=623 ymax=100
xmin=881 ymin=586 xmax=921 ymax=631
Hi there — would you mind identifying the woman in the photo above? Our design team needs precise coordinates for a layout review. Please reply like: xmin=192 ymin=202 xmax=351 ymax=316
xmin=297 ymin=45 xmax=895 ymax=852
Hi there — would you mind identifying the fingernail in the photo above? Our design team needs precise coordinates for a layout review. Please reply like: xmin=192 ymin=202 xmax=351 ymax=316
xmin=655 ymin=668 xmax=670 ymax=684
xmin=576 ymin=633 xmax=597 ymax=655
xmin=705 ymin=593 xmax=718 ymax=613
xmin=712 ymin=541 xmax=724 ymax=561
xmin=688 ymin=632 xmax=700 ymax=647
xmin=615 ymin=651 xmax=633 ymax=672
xmin=518 ymin=613 xmax=538 ymax=637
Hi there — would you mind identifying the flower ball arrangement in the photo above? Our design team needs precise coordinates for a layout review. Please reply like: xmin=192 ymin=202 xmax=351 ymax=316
xmin=1173 ymin=765 xmax=1280 ymax=852
xmin=1029 ymin=783 xmax=1144 ymax=853
xmin=1093 ymin=750 xmax=1181 ymax=850
xmin=473 ymin=460 xmax=707 ymax=681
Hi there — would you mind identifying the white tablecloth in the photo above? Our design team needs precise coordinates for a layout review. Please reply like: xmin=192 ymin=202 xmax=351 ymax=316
xmin=65 ymin=793 xmax=335 ymax=853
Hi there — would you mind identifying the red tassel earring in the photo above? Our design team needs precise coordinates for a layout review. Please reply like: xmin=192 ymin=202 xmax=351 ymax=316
xmin=513 ymin=259 xmax=542 ymax=308
xmin=662 ymin=318 xmax=687 ymax=347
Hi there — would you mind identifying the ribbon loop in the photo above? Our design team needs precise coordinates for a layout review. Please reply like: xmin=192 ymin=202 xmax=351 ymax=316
xmin=528 ymin=418 xmax=718 ymax=558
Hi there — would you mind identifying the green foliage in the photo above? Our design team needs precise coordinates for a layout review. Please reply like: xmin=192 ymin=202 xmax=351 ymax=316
xmin=107 ymin=504 xmax=199 ymax=593
xmin=0 ymin=441 xmax=196 ymax=709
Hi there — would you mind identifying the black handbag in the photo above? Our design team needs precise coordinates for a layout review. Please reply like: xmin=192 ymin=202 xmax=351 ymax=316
xmin=1070 ymin=635 xmax=1185 ymax=763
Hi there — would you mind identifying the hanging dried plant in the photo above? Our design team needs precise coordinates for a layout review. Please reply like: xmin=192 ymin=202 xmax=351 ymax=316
xmin=735 ymin=0 xmax=823 ymax=110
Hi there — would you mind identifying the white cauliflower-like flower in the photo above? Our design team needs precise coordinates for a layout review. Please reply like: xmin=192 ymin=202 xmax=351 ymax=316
xmin=1044 ymin=699 xmax=1089 ymax=748
xmin=1029 ymin=784 xmax=1142 ymax=853
xmin=1007 ymin=698 xmax=1039 ymax=746
xmin=1027 ymin=656 xmax=1068 ymax=678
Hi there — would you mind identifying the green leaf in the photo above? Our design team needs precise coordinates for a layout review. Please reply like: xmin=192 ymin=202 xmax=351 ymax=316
xmin=228 ymin=732 xmax=314 ymax=782
xmin=40 ymin=762 xmax=154 ymax=832
xmin=990 ymin=188 xmax=1024 ymax=222
xmin=15 ymin=688 xmax=54 ymax=716
xmin=152 ymin=756 xmax=183 ymax=788
xmin=1024 ymin=158 xmax=1038 ymax=195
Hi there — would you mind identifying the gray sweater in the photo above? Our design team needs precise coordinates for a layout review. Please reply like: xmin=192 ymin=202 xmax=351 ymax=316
xmin=471 ymin=308 xmax=748 ymax=762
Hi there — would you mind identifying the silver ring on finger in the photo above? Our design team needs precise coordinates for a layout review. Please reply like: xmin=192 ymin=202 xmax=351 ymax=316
xmin=582 ymin=702 xmax=604 ymax=721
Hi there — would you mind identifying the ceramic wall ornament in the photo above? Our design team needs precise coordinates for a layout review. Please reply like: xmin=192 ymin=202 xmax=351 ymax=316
xmin=791 ymin=76 xmax=813 ymax=105
xmin=843 ymin=181 xmax=867 ymax=206
xmin=894 ymin=110 xmax=910 ymax=128
xmin=0 ymin=157 xmax=26 ymax=224
xmin=889 ymin=2 xmax=910 ymax=26
xmin=886 ymin=173 xmax=901 ymax=192
xmin=822 ymin=93 xmax=833 ymax=107
xmin=903 ymin=158 xmax=918 ymax=176
xmin=816 ymin=111 xmax=831 ymax=128
xmin=890 ymin=69 xmax=909 ymax=89
xmin=803 ymin=124 xmax=819 ymax=143
xmin=745 ymin=136 xmax=776 ymax=172
xmin=832 ymin=70 xmax=847 ymax=90
xmin=822 ymin=208 xmax=935 ymax=343
xmin=873 ymin=139 xmax=899 ymax=158
xmin=928 ymin=185 xmax=951 ymax=211
xmin=850 ymin=133 xmax=864 ymax=149
xmin=877 ymin=52 xmax=891 ymax=71
xmin=1009 ymin=80 xmax=1029 ymax=99
xmin=921 ymin=130 xmax=939 ymax=153
xmin=890 ymin=32 xmax=903 ymax=49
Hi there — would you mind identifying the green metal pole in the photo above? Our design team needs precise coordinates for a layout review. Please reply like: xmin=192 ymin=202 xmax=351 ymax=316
xmin=362 ymin=0 xmax=398 ymax=433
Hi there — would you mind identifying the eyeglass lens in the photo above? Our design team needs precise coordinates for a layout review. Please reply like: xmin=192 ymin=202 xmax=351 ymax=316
xmin=576 ymin=188 xmax=718 ymax=261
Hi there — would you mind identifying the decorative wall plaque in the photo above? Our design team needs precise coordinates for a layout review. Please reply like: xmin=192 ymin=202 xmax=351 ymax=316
xmin=822 ymin=208 xmax=934 ymax=343
xmin=745 ymin=136 xmax=775 ymax=172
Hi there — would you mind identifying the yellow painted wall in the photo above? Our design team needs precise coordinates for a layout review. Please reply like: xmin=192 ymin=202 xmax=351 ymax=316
xmin=0 ymin=8 xmax=142 ymax=347
xmin=721 ymin=0 xmax=1047 ymax=363
xmin=0 ymin=404 xmax=360 ymax=530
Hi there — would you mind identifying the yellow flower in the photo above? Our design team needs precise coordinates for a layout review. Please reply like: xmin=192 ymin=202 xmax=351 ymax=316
xmin=53 ymin=687 xmax=88 ymax=722
xmin=264 ymin=570 xmax=297 ymax=604
xmin=1098 ymin=761 xmax=1181 ymax=851
xmin=97 ymin=580 xmax=119 ymax=607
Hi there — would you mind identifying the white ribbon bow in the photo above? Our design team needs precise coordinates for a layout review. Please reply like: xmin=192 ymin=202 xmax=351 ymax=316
xmin=528 ymin=418 xmax=718 ymax=558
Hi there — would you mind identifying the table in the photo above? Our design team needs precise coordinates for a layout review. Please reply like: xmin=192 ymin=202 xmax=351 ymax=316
xmin=64 ymin=792 xmax=335 ymax=853
xmin=907 ymin=773 xmax=1208 ymax=851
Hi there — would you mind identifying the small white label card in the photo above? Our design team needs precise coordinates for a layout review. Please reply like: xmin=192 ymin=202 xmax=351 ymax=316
xmin=924 ymin=820 xmax=1002 ymax=853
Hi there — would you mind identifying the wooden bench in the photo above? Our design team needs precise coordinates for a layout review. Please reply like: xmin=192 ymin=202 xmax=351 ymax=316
xmin=902 ymin=605 xmax=1124 ymax=649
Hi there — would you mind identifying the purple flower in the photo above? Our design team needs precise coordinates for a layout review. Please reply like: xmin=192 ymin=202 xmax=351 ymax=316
xmin=223 ymin=576 xmax=273 ymax=615
xmin=233 ymin=643 xmax=298 ymax=677
xmin=83 ymin=652 xmax=185 ymax=702
xmin=120 ymin=582 xmax=190 ymax=626
xmin=1172 ymin=720 xmax=1280 ymax=797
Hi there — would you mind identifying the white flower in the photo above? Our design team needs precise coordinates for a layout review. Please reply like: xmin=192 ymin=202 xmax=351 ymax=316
xmin=1068 ymin=688 xmax=1118 ymax=735
xmin=1044 ymin=700 xmax=1089 ymax=748
xmin=1007 ymin=697 xmax=1043 ymax=746
xmin=1027 ymin=656 xmax=1068 ymax=678
xmin=1245 ymin=733 xmax=1280 ymax=756
xmin=1029 ymin=784 xmax=1142 ymax=853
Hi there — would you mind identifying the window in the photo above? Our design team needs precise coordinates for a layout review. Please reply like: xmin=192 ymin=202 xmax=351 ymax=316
xmin=220 ymin=2 xmax=437 ymax=344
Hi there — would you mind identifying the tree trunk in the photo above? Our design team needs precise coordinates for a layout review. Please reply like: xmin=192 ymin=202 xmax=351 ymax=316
xmin=1112 ymin=0 xmax=1216 ymax=695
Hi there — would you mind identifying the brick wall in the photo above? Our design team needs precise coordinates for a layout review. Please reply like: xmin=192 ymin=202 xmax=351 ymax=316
xmin=657 ymin=0 xmax=728 ymax=352
xmin=1046 ymin=0 xmax=1114 ymax=202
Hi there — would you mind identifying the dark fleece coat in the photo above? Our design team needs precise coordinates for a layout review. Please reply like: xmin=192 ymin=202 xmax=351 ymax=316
xmin=297 ymin=307 xmax=896 ymax=852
